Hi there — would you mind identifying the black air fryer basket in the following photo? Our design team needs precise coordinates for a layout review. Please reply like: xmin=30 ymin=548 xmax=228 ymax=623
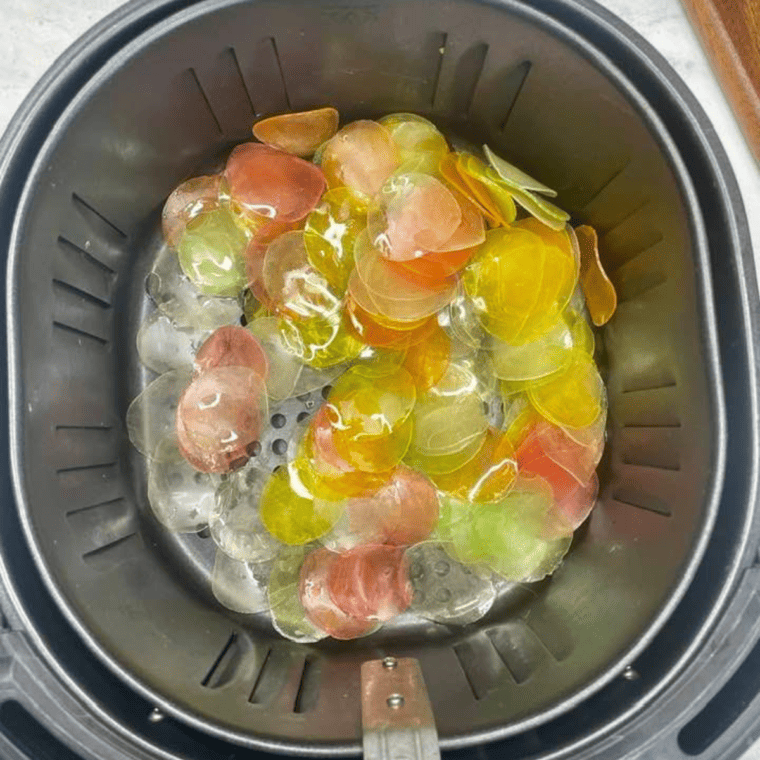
xmin=1 ymin=0 xmax=759 ymax=758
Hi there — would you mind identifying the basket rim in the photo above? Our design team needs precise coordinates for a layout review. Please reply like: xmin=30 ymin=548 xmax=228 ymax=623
xmin=2 ymin=0 xmax=749 ymax=755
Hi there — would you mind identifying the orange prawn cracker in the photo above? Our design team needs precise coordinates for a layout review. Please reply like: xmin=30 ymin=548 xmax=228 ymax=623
xmin=333 ymin=415 xmax=414 ymax=473
xmin=345 ymin=295 xmax=436 ymax=350
xmin=321 ymin=120 xmax=400 ymax=197
xmin=401 ymin=325 xmax=451 ymax=391
xmin=430 ymin=428 xmax=517 ymax=503
xmin=253 ymin=107 xmax=339 ymax=158
xmin=576 ymin=225 xmax=617 ymax=326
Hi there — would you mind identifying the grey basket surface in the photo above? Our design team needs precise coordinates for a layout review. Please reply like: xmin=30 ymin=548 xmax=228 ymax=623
xmin=7 ymin=0 xmax=725 ymax=754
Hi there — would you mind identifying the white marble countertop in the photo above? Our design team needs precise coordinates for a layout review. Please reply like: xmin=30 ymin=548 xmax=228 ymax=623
xmin=1 ymin=1 xmax=760 ymax=758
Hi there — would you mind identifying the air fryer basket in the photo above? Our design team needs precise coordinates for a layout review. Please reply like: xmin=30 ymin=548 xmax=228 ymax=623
xmin=6 ymin=0 xmax=727 ymax=754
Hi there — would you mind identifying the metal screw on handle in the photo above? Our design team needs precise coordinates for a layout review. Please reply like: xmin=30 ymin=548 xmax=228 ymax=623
xmin=361 ymin=657 xmax=441 ymax=760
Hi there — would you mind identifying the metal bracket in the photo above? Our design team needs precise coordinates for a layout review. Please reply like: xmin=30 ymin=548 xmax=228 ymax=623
xmin=361 ymin=657 xmax=440 ymax=760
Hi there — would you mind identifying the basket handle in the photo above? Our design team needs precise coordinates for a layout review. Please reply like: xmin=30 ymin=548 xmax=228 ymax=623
xmin=361 ymin=657 xmax=441 ymax=760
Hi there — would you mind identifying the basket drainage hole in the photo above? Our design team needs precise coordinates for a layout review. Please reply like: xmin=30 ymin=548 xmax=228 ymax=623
xmin=197 ymin=527 xmax=211 ymax=539
xmin=297 ymin=411 xmax=311 ymax=423
xmin=271 ymin=413 xmax=287 ymax=429
xmin=272 ymin=439 xmax=287 ymax=456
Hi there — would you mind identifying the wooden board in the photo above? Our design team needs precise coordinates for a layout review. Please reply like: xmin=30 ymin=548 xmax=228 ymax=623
xmin=681 ymin=0 xmax=760 ymax=161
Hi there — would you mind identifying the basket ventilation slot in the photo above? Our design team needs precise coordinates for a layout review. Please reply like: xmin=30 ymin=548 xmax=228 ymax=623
xmin=453 ymin=634 xmax=508 ymax=700
xmin=292 ymin=657 xmax=320 ymax=714
xmin=187 ymin=68 xmax=223 ymax=135
xmin=498 ymin=61 xmax=532 ymax=131
xmin=52 ymin=278 xmax=111 ymax=310
xmin=487 ymin=621 xmax=550 ymax=683
xmin=81 ymin=534 xmax=138 ymax=569
xmin=612 ymin=492 xmax=672 ymax=517
xmin=55 ymin=236 xmax=116 ymax=310
xmin=432 ymin=39 xmax=489 ymax=115
xmin=201 ymin=633 xmax=242 ymax=689
xmin=580 ymin=161 xmax=632 ymax=210
xmin=52 ymin=322 xmax=108 ymax=346
xmin=71 ymin=193 xmax=127 ymax=241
